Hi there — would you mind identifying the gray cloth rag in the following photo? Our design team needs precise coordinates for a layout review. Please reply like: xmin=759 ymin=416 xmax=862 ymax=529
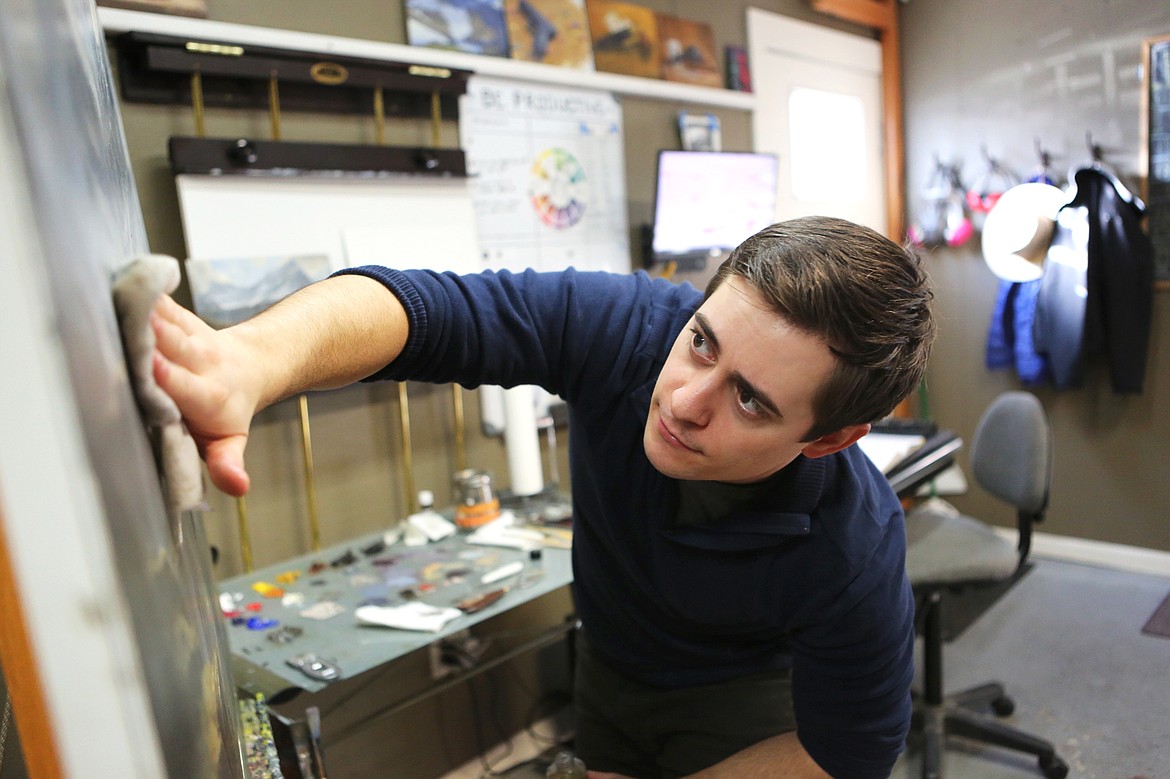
xmin=112 ymin=254 xmax=204 ymax=515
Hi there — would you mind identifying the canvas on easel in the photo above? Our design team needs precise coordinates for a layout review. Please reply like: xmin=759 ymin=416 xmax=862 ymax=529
xmin=0 ymin=1 xmax=245 ymax=776
xmin=504 ymin=0 xmax=595 ymax=70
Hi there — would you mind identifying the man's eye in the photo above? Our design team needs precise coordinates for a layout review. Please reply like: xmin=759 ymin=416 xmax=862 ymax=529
xmin=689 ymin=328 xmax=712 ymax=356
xmin=737 ymin=387 xmax=764 ymax=416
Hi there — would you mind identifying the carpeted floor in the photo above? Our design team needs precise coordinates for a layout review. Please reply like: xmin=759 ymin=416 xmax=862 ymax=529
xmin=894 ymin=556 xmax=1170 ymax=778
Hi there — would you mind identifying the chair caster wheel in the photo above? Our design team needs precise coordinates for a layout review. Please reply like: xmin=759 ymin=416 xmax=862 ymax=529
xmin=1040 ymin=753 xmax=1069 ymax=779
xmin=991 ymin=694 xmax=1015 ymax=717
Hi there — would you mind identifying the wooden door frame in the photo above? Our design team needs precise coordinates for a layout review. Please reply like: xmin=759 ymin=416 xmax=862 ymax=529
xmin=0 ymin=495 xmax=64 ymax=778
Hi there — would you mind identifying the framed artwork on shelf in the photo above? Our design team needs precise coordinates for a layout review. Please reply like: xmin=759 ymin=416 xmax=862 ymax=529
xmin=587 ymin=0 xmax=660 ymax=79
xmin=656 ymin=14 xmax=721 ymax=88
xmin=405 ymin=0 xmax=511 ymax=58
xmin=504 ymin=0 xmax=595 ymax=70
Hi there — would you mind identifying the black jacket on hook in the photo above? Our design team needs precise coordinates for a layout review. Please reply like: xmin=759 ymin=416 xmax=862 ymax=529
xmin=1037 ymin=167 xmax=1154 ymax=394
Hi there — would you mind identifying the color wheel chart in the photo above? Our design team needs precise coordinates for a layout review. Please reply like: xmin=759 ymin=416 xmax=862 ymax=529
xmin=530 ymin=147 xmax=588 ymax=229
xmin=460 ymin=76 xmax=630 ymax=274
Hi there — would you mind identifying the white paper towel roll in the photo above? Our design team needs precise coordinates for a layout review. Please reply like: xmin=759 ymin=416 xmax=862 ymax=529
xmin=503 ymin=385 xmax=544 ymax=497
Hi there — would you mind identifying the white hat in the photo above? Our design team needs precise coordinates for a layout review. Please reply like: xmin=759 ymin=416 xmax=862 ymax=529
xmin=980 ymin=182 xmax=1067 ymax=282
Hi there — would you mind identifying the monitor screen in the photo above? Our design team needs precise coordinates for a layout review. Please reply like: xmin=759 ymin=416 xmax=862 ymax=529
xmin=651 ymin=150 xmax=779 ymax=260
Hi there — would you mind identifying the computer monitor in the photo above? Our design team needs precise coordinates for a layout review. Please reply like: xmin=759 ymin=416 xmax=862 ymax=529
xmin=650 ymin=150 xmax=779 ymax=266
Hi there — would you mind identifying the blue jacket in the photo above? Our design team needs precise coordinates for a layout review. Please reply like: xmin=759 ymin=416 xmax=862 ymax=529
xmin=986 ymin=278 xmax=1051 ymax=386
xmin=340 ymin=266 xmax=914 ymax=778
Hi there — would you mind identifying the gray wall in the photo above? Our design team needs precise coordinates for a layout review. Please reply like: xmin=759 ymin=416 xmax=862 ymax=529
xmin=901 ymin=0 xmax=1170 ymax=552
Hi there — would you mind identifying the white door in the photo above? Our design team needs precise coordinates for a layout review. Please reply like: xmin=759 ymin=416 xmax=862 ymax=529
xmin=748 ymin=8 xmax=886 ymax=234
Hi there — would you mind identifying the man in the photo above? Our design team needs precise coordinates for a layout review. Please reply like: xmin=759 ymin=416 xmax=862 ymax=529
xmin=152 ymin=216 xmax=935 ymax=778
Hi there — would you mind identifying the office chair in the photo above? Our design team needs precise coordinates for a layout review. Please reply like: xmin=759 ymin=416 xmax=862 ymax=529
xmin=904 ymin=391 xmax=1068 ymax=779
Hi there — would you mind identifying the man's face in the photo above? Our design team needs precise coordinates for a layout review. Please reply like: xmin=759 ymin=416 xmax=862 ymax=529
xmin=643 ymin=277 xmax=844 ymax=484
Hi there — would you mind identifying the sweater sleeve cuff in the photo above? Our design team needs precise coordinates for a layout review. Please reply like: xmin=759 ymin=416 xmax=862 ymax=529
xmin=330 ymin=265 xmax=427 ymax=381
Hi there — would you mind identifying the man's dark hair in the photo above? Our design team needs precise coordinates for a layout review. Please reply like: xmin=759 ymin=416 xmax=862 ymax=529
xmin=704 ymin=215 xmax=936 ymax=441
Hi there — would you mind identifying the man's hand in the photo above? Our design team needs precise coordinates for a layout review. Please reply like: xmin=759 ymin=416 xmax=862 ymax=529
xmin=150 ymin=294 xmax=259 ymax=497
xmin=148 ymin=274 xmax=411 ymax=497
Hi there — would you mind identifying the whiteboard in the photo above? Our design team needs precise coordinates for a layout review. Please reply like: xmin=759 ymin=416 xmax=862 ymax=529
xmin=459 ymin=76 xmax=631 ymax=273
xmin=176 ymin=173 xmax=482 ymax=274
xmin=0 ymin=1 xmax=243 ymax=776
xmin=175 ymin=174 xmax=484 ymax=326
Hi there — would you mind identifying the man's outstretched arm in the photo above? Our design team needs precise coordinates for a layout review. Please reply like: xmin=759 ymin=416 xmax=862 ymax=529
xmin=150 ymin=274 xmax=409 ymax=496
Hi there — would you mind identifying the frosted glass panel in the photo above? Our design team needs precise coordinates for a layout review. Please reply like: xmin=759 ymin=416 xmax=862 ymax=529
xmin=788 ymin=87 xmax=867 ymax=203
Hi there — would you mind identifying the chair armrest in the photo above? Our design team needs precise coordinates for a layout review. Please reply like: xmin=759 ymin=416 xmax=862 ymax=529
xmin=887 ymin=431 xmax=963 ymax=499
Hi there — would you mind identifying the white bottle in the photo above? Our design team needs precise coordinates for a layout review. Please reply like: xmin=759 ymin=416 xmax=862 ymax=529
xmin=407 ymin=490 xmax=456 ymax=543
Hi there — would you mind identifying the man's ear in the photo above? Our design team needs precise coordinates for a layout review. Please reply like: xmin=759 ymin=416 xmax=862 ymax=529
xmin=801 ymin=423 xmax=871 ymax=459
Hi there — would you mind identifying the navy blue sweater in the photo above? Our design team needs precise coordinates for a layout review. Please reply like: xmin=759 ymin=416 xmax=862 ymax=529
xmin=339 ymin=266 xmax=914 ymax=778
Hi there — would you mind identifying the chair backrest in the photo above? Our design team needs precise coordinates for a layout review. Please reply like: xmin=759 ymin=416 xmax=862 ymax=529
xmin=970 ymin=391 xmax=1052 ymax=516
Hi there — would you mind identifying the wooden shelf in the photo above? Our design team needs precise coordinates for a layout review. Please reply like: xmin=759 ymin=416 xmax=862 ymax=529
xmin=98 ymin=8 xmax=757 ymax=111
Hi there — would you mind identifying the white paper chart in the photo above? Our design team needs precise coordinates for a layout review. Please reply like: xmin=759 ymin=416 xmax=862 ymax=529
xmin=459 ymin=76 xmax=631 ymax=274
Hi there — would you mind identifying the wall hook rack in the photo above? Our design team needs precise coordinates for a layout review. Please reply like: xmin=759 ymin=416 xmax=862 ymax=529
xmin=115 ymin=31 xmax=475 ymax=177
xmin=111 ymin=31 xmax=472 ymax=120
